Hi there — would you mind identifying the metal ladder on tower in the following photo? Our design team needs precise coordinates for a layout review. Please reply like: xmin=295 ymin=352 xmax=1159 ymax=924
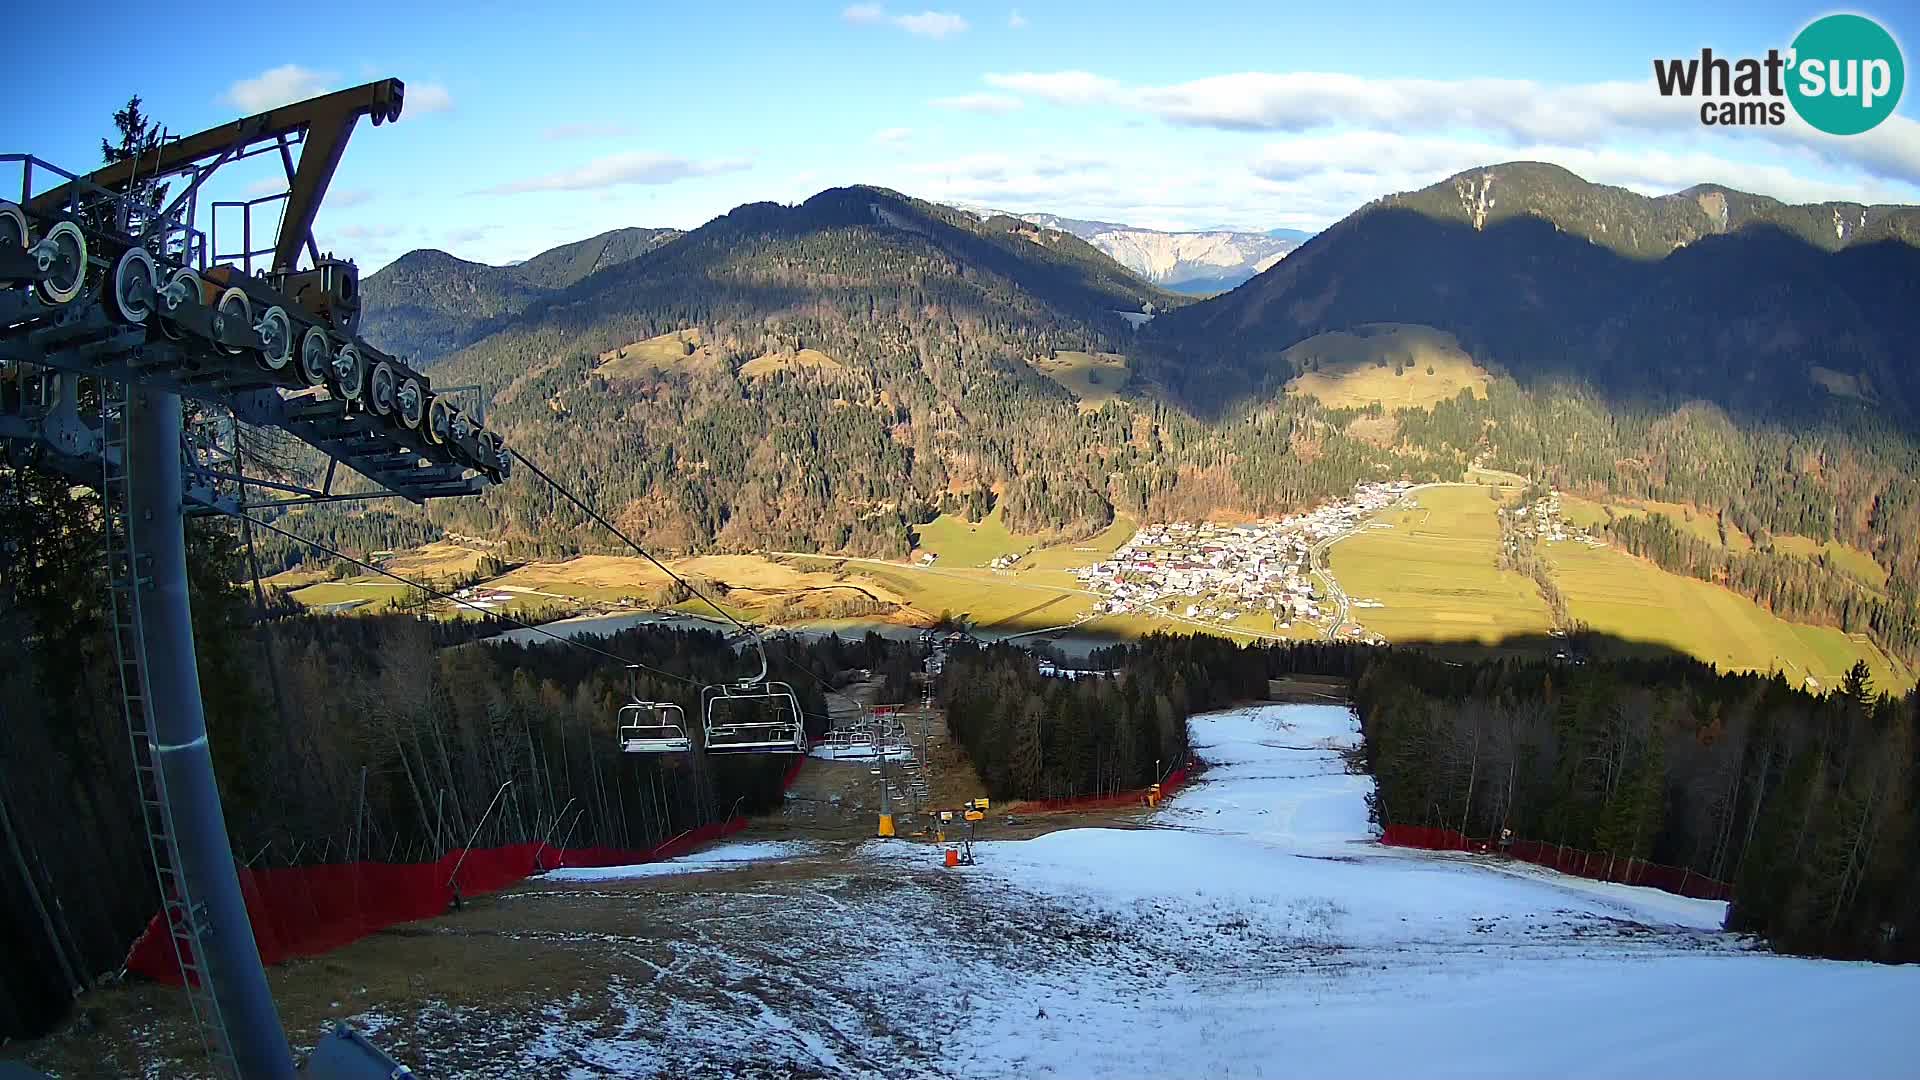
xmin=101 ymin=380 xmax=240 ymax=1079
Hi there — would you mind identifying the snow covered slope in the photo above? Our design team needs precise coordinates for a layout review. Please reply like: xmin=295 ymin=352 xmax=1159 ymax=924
xmin=865 ymin=705 xmax=1914 ymax=1078
xmin=347 ymin=705 xmax=1920 ymax=1079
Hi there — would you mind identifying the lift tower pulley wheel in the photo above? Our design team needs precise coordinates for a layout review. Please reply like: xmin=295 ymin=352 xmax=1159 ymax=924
xmin=2 ymin=75 xmax=489 ymax=1080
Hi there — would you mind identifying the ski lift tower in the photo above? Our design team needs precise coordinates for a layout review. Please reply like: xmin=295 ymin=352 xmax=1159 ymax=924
xmin=1 ymin=80 xmax=507 ymax=1078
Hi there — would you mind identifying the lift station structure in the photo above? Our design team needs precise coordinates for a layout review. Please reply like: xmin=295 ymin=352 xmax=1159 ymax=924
xmin=2 ymin=79 xmax=506 ymax=1078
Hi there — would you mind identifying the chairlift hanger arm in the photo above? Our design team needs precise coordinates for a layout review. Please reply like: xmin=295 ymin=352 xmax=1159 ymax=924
xmin=26 ymin=79 xmax=405 ymax=272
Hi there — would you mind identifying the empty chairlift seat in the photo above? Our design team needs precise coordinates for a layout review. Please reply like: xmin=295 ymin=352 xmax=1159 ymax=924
xmin=618 ymin=701 xmax=691 ymax=753
xmin=701 ymin=681 xmax=807 ymax=754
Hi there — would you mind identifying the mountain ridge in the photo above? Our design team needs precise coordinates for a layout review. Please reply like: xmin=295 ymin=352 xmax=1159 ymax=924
xmin=953 ymin=204 xmax=1302 ymax=294
xmin=360 ymin=225 xmax=684 ymax=364
xmin=1147 ymin=162 xmax=1920 ymax=425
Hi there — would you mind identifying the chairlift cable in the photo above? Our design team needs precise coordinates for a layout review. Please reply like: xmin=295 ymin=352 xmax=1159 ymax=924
xmin=509 ymin=449 xmax=895 ymax=717
xmin=509 ymin=448 xmax=774 ymax=685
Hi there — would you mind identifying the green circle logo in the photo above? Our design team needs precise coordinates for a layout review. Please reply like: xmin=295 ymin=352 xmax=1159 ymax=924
xmin=1787 ymin=14 xmax=1904 ymax=135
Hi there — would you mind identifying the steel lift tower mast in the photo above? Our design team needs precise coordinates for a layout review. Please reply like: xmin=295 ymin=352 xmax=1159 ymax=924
xmin=2 ymin=79 xmax=508 ymax=1078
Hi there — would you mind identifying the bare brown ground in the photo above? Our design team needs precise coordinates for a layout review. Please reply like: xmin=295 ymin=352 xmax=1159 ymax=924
xmin=7 ymin=681 xmax=1186 ymax=1078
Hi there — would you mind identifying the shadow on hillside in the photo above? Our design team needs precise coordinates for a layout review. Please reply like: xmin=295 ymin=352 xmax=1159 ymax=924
xmin=1138 ymin=207 xmax=1920 ymax=429
xmin=1021 ymin=624 xmax=1891 ymax=692
xmin=428 ymin=186 xmax=1158 ymax=384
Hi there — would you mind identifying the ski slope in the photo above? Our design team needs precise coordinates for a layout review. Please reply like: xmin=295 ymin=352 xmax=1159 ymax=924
xmin=352 ymin=704 xmax=1920 ymax=1078
xmin=866 ymin=704 xmax=1917 ymax=1078
xmin=545 ymin=840 xmax=820 ymax=882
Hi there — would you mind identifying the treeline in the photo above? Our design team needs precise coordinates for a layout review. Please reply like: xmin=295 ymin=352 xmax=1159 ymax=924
xmin=939 ymin=630 xmax=1918 ymax=961
xmin=1602 ymin=512 xmax=1920 ymax=666
xmin=1497 ymin=497 xmax=1572 ymax=631
xmin=939 ymin=633 xmax=1302 ymax=800
xmin=0 ymin=500 xmax=914 ymax=1038
xmin=1353 ymin=649 xmax=1918 ymax=960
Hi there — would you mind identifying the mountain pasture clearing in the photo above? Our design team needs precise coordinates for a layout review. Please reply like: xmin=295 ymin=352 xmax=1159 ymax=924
xmin=739 ymin=347 xmax=846 ymax=378
xmin=1029 ymin=350 xmax=1129 ymax=408
xmin=1547 ymin=542 xmax=1905 ymax=690
xmin=592 ymin=328 xmax=721 ymax=378
xmin=1560 ymin=495 xmax=1753 ymax=551
xmin=1768 ymin=534 xmax=1890 ymax=591
xmin=1282 ymin=324 xmax=1489 ymax=410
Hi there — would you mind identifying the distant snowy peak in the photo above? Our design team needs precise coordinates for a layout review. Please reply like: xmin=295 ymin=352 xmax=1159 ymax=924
xmin=951 ymin=204 xmax=1304 ymax=294
xmin=1086 ymin=229 xmax=1295 ymax=293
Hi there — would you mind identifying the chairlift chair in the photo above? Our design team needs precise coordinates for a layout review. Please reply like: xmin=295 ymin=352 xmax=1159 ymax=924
xmin=614 ymin=664 xmax=690 ymax=753
xmin=701 ymin=680 xmax=807 ymax=754
xmin=618 ymin=701 xmax=691 ymax=754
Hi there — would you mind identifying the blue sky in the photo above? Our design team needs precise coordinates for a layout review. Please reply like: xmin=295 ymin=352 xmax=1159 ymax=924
xmin=3 ymin=1 xmax=1917 ymax=272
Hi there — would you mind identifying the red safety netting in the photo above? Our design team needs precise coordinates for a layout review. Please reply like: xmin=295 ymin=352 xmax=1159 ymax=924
xmin=1011 ymin=765 xmax=1192 ymax=814
xmin=128 ymin=755 xmax=819 ymax=985
xmin=1379 ymin=824 xmax=1733 ymax=901
xmin=125 ymin=818 xmax=752 ymax=985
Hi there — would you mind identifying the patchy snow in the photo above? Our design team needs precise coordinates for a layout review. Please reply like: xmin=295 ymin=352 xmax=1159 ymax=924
xmin=809 ymin=742 xmax=916 ymax=762
xmin=356 ymin=704 xmax=1919 ymax=1078
xmin=849 ymin=704 xmax=1911 ymax=1078
xmin=544 ymin=840 xmax=820 ymax=881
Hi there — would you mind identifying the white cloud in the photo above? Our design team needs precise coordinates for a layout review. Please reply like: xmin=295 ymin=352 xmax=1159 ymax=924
xmin=1008 ymin=9 xmax=1028 ymax=28
xmin=406 ymin=82 xmax=454 ymax=114
xmin=985 ymin=71 xmax=1124 ymax=106
xmin=328 ymin=188 xmax=376 ymax=208
xmin=220 ymin=65 xmax=333 ymax=112
xmin=542 ymin=122 xmax=637 ymax=141
xmin=896 ymin=11 xmax=967 ymax=37
xmin=874 ymin=127 xmax=914 ymax=145
xmin=930 ymin=93 xmax=1023 ymax=114
xmin=978 ymin=69 xmax=1920 ymax=191
xmin=444 ymin=225 xmax=496 ymax=247
xmin=843 ymin=4 xmax=968 ymax=37
xmin=482 ymin=152 xmax=752 ymax=194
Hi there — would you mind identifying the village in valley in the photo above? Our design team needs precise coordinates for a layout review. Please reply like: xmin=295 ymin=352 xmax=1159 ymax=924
xmin=1073 ymin=481 xmax=1418 ymax=637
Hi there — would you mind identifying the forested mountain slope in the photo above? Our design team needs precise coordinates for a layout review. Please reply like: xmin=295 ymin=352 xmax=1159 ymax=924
xmin=359 ymin=227 xmax=683 ymax=363
xmin=358 ymin=249 xmax=548 ymax=364
xmin=271 ymin=173 xmax=1920 ymax=667
xmin=508 ymin=226 xmax=683 ymax=289
xmin=409 ymin=186 xmax=1193 ymax=555
xmin=1150 ymin=162 xmax=1920 ymax=424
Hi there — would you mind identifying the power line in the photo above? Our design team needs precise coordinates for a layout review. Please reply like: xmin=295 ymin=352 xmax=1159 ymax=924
xmin=224 ymin=508 xmax=702 ymax=689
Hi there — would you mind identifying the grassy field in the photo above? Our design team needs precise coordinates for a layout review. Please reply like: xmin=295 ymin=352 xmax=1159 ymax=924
xmin=1283 ymin=324 xmax=1489 ymax=411
xmin=1328 ymin=484 xmax=1908 ymax=686
xmin=1028 ymin=351 xmax=1129 ymax=409
xmin=1769 ymin=535 xmax=1889 ymax=590
xmin=1560 ymin=496 xmax=1752 ymax=551
xmin=1329 ymin=484 xmax=1556 ymax=645
xmin=593 ymin=329 xmax=723 ymax=379
xmin=847 ymin=562 xmax=1097 ymax=631
xmin=739 ymin=348 xmax=845 ymax=379
xmin=1546 ymin=541 xmax=1906 ymax=691
xmin=910 ymin=508 xmax=1034 ymax=566
xmin=1559 ymin=497 xmax=1889 ymax=590
xmin=379 ymin=542 xmax=496 ymax=581
xmin=1016 ymin=516 xmax=1136 ymax=572
xmin=285 ymin=579 xmax=411 ymax=610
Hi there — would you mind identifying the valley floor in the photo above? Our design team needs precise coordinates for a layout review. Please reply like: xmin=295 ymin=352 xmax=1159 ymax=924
xmin=21 ymin=706 xmax=1918 ymax=1078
